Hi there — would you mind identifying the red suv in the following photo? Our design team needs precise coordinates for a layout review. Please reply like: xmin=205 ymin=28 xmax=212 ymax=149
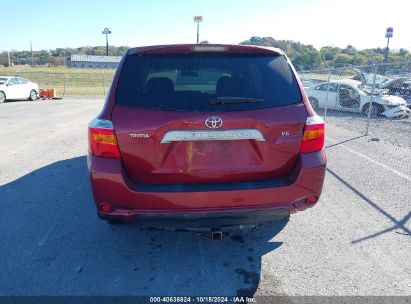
xmin=88 ymin=44 xmax=326 ymax=227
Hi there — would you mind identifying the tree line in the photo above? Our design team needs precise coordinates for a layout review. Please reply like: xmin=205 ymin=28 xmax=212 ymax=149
xmin=240 ymin=37 xmax=411 ymax=70
xmin=0 ymin=46 xmax=128 ymax=67
xmin=1 ymin=37 xmax=410 ymax=69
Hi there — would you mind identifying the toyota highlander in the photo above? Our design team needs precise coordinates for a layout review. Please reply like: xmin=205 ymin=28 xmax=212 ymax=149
xmin=87 ymin=44 xmax=326 ymax=228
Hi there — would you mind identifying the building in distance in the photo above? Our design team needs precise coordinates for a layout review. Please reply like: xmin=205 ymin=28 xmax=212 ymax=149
xmin=67 ymin=55 xmax=121 ymax=69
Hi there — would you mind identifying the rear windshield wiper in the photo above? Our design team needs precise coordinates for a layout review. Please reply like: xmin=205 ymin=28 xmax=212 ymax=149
xmin=209 ymin=96 xmax=265 ymax=105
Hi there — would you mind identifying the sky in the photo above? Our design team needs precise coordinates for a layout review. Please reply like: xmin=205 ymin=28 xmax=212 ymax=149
xmin=1 ymin=0 xmax=410 ymax=52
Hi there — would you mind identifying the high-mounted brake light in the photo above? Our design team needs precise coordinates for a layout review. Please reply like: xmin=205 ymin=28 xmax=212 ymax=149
xmin=88 ymin=119 xmax=121 ymax=158
xmin=300 ymin=116 xmax=325 ymax=153
xmin=191 ymin=46 xmax=227 ymax=52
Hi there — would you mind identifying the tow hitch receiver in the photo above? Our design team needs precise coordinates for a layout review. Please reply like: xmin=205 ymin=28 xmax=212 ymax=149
xmin=211 ymin=228 xmax=223 ymax=241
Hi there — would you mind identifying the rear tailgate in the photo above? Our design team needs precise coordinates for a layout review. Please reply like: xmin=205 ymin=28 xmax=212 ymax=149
xmin=112 ymin=45 xmax=306 ymax=186
xmin=112 ymin=103 xmax=307 ymax=184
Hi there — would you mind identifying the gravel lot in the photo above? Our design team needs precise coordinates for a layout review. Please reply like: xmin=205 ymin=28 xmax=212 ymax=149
xmin=0 ymin=99 xmax=409 ymax=300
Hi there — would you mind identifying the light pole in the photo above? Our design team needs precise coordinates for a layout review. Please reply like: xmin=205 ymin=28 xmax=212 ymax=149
xmin=102 ymin=27 xmax=111 ymax=56
xmin=384 ymin=27 xmax=393 ymax=63
xmin=193 ymin=16 xmax=203 ymax=44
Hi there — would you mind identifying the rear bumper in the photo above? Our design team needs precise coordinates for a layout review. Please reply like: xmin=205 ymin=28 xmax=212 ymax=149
xmin=98 ymin=207 xmax=290 ymax=228
xmin=88 ymin=150 xmax=326 ymax=225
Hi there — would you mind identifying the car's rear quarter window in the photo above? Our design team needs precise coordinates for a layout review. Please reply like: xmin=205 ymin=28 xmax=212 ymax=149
xmin=115 ymin=53 xmax=302 ymax=112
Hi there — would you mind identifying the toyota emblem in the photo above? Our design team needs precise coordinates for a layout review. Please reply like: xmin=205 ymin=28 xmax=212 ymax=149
xmin=205 ymin=116 xmax=223 ymax=129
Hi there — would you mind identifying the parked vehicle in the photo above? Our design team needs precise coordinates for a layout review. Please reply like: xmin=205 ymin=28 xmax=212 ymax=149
xmin=375 ymin=78 xmax=411 ymax=109
xmin=306 ymin=79 xmax=410 ymax=118
xmin=0 ymin=77 xmax=39 ymax=103
xmin=351 ymin=72 xmax=388 ymax=87
xmin=379 ymin=77 xmax=410 ymax=92
xmin=88 ymin=44 xmax=326 ymax=228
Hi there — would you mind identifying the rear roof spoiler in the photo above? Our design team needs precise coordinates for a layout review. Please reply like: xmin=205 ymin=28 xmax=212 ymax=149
xmin=128 ymin=44 xmax=283 ymax=56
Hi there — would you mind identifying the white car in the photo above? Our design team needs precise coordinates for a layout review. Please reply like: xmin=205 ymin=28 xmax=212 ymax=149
xmin=305 ymin=79 xmax=410 ymax=118
xmin=0 ymin=76 xmax=39 ymax=103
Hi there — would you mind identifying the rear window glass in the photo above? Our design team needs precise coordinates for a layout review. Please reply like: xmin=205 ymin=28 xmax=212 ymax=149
xmin=115 ymin=53 xmax=302 ymax=112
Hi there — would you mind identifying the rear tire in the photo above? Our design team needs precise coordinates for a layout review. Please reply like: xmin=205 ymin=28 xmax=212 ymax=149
xmin=308 ymin=97 xmax=319 ymax=111
xmin=29 ymin=90 xmax=38 ymax=101
xmin=0 ymin=91 xmax=5 ymax=103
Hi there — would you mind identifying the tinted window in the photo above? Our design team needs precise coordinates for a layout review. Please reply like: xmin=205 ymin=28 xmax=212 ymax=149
xmin=115 ymin=54 xmax=302 ymax=112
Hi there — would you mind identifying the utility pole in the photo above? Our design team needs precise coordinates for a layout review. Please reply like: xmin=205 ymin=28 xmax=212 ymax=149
xmin=193 ymin=16 xmax=203 ymax=44
xmin=7 ymin=49 xmax=10 ymax=67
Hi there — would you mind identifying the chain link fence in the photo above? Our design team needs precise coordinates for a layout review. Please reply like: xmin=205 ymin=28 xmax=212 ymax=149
xmin=300 ymin=61 xmax=411 ymax=145
xmin=300 ymin=61 xmax=410 ymax=235
xmin=4 ymin=69 xmax=115 ymax=97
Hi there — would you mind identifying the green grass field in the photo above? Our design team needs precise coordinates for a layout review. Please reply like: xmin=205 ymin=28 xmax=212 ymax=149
xmin=0 ymin=66 xmax=115 ymax=96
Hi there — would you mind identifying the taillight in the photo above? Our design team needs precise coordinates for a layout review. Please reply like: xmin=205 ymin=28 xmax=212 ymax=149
xmin=88 ymin=118 xmax=121 ymax=158
xmin=300 ymin=116 xmax=325 ymax=153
